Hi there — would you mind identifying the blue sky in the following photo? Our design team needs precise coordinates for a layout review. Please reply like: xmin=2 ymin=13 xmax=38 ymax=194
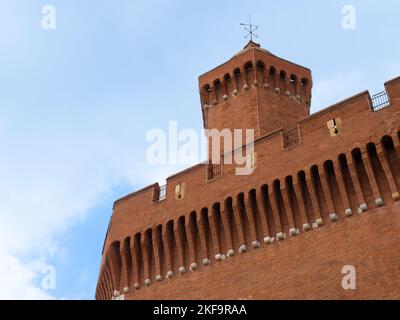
xmin=0 ymin=0 xmax=399 ymax=299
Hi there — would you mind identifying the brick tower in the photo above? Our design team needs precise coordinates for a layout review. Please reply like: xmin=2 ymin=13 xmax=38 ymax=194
xmin=199 ymin=41 xmax=312 ymax=140
xmin=95 ymin=41 xmax=400 ymax=300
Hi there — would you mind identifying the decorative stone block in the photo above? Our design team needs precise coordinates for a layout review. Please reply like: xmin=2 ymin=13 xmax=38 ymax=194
xmin=223 ymin=94 xmax=228 ymax=101
xmin=289 ymin=228 xmax=300 ymax=236
xmin=393 ymin=192 xmax=400 ymax=201
xmin=360 ymin=203 xmax=368 ymax=212
xmin=239 ymin=244 xmax=247 ymax=253
xmin=178 ymin=266 xmax=186 ymax=274
xmin=253 ymin=80 xmax=259 ymax=87
xmin=123 ymin=287 xmax=130 ymax=293
xmin=227 ymin=249 xmax=235 ymax=257
xmin=264 ymin=236 xmax=274 ymax=244
xmin=345 ymin=208 xmax=353 ymax=217
xmin=190 ymin=263 xmax=198 ymax=271
xmin=243 ymin=84 xmax=249 ymax=91
xmin=134 ymin=283 xmax=140 ymax=290
xmin=302 ymin=223 xmax=311 ymax=231
xmin=252 ymin=240 xmax=260 ymax=249
xmin=275 ymin=87 xmax=281 ymax=94
xmin=215 ymin=253 xmax=223 ymax=261
xmin=202 ymin=258 xmax=210 ymax=266
xmin=312 ymin=222 xmax=319 ymax=229
xmin=113 ymin=290 xmax=120 ymax=297
xmin=276 ymin=232 xmax=286 ymax=240
xmin=375 ymin=198 xmax=384 ymax=207
xmin=156 ymin=275 xmax=162 ymax=282
xmin=166 ymin=270 xmax=174 ymax=279
xmin=285 ymin=91 xmax=291 ymax=96
xmin=316 ymin=218 xmax=324 ymax=226
xmin=232 ymin=89 xmax=238 ymax=96
xmin=330 ymin=213 xmax=339 ymax=222
xmin=144 ymin=279 xmax=151 ymax=286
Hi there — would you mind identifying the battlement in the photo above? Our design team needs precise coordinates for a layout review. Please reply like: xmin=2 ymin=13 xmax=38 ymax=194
xmin=112 ymin=77 xmax=400 ymax=210
xmin=198 ymin=42 xmax=313 ymax=143
xmin=96 ymin=76 xmax=400 ymax=300
xmin=199 ymin=43 xmax=312 ymax=107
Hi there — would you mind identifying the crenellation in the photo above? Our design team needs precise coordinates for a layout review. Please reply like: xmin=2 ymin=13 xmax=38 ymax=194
xmin=280 ymin=184 xmax=296 ymax=234
xmin=119 ymin=239 xmax=130 ymax=293
xmin=385 ymin=76 xmax=400 ymax=101
xmin=333 ymin=158 xmax=352 ymax=217
xmin=293 ymin=179 xmax=309 ymax=229
xmin=253 ymin=188 xmax=270 ymax=238
xmin=320 ymin=163 xmax=337 ymax=220
xmin=361 ymin=146 xmax=382 ymax=207
xmin=242 ymin=192 xmax=258 ymax=247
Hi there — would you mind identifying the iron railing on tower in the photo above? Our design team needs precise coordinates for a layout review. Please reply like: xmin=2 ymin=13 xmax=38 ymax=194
xmin=371 ymin=91 xmax=390 ymax=111
xmin=284 ymin=128 xmax=300 ymax=148
xmin=207 ymin=162 xmax=222 ymax=181
xmin=158 ymin=184 xmax=167 ymax=201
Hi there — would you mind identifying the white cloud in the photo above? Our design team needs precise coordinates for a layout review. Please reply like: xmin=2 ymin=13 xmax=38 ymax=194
xmin=0 ymin=94 xmax=187 ymax=299
xmin=0 ymin=252 xmax=54 ymax=300
xmin=0 ymin=119 xmax=118 ymax=298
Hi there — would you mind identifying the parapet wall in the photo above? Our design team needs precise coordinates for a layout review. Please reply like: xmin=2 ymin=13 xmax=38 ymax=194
xmin=96 ymin=76 xmax=400 ymax=300
xmin=113 ymin=203 xmax=400 ymax=299
xmin=199 ymin=43 xmax=313 ymax=142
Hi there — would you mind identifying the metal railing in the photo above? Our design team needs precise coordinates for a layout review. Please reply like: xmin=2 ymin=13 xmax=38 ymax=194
xmin=207 ymin=163 xmax=222 ymax=181
xmin=371 ymin=91 xmax=390 ymax=111
xmin=284 ymin=128 xmax=300 ymax=148
xmin=158 ymin=184 xmax=167 ymax=201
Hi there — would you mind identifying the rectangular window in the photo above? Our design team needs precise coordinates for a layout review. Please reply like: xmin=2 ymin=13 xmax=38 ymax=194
xmin=327 ymin=118 xmax=342 ymax=136
xmin=175 ymin=183 xmax=185 ymax=200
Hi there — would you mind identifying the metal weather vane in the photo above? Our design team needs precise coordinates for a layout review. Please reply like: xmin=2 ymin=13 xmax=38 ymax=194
xmin=240 ymin=14 xmax=259 ymax=42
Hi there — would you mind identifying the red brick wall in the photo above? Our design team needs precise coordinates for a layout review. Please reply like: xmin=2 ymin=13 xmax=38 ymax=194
xmin=123 ymin=202 xmax=400 ymax=300
xmin=95 ymin=49 xmax=400 ymax=300
xmin=199 ymin=43 xmax=312 ymax=151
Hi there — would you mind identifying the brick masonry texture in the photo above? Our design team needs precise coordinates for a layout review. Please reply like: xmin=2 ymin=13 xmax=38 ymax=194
xmin=95 ymin=41 xmax=400 ymax=300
